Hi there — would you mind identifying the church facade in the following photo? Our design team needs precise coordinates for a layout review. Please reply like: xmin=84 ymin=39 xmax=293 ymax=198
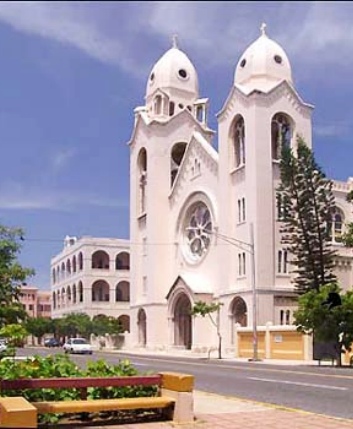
xmin=127 ymin=25 xmax=353 ymax=354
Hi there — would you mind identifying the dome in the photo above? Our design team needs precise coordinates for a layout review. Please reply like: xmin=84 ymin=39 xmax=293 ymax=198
xmin=234 ymin=24 xmax=293 ymax=93
xmin=146 ymin=37 xmax=199 ymax=101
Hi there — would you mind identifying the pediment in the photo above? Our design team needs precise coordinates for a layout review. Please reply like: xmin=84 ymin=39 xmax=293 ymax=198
xmin=217 ymin=81 xmax=314 ymax=123
xmin=169 ymin=131 xmax=219 ymax=207
xmin=166 ymin=273 xmax=213 ymax=300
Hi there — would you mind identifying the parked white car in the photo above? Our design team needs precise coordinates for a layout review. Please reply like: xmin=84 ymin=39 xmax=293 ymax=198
xmin=63 ymin=338 xmax=93 ymax=355
xmin=0 ymin=343 xmax=7 ymax=353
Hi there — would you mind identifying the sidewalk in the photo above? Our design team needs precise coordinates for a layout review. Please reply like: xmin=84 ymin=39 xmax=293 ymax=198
xmin=104 ymin=345 xmax=330 ymax=366
xmin=81 ymin=390 xmax=353 ymax=429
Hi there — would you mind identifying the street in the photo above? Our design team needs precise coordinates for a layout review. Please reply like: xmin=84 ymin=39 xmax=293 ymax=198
xmin=16 ymin=348 xmax=353 ymax=420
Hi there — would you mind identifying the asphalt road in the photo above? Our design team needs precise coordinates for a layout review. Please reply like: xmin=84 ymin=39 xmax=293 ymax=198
xmin=17 ymin=348 xmax=353 ymax=420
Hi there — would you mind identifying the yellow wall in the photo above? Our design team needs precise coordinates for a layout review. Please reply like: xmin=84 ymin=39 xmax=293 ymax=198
xmin=269 ymin=331 xmax=304 ymax=360
xmin=237 ymin=329 xmax=305 ymax=360
xmin=238 ymin=332 xmax=265 ymax=359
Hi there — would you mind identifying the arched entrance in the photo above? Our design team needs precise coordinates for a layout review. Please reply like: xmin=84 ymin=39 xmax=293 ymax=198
xmin=137 ymin=309 xmax=147 ymax=347
xmin=174 ymin=293 xmax=192 ymax=350
xmin=229 ymin=296 xmax=247 ymax=345
xmin=231 ymin=296 xmax=247 ymax=326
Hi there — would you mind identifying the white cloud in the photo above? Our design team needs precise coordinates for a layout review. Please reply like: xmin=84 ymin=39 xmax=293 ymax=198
xmin=314 ymin=123 xmax=350 ymax=138
xmin=0 ymin=1 xmax=139 ymax=73
xmin=1 ymin=1 xmax=353 ymax=77
xmin=0 ymin=181 xmax=128 ymax=210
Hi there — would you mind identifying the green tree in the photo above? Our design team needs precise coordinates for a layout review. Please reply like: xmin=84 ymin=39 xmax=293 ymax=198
xmin=0 ymin=323 xmax=28 ymax=348
xmin=25 ymin=317 xmax=52 ymax=345
xmin=277 ymin=136 xmax=336 ymax=293
xmin=342 ymin=190 xmax=353 ymax=247
xmin=91 ymin=315 xmax=122 ymax=337
xmin=0 ymin=302 xmax=28 ymax=328
xmin=60 ymin=313 xmax=92 ymax=339
xmin=0 ymin=225 xmax=34 ymax=327
xmin=294 ymin=284 xmax=353 ymax=366
xmin=191 ymin=301 xmax=223 ymax=359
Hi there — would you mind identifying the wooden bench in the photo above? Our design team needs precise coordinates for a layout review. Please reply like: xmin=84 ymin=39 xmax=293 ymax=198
xmin=0 ymin=372 xmax=194 ymax=428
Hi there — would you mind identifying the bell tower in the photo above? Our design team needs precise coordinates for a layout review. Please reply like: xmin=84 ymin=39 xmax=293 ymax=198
xmin=128 ymin=38 xmax=211 ymax=349
xmin=217 ymin=24 xmax=314 ymax=330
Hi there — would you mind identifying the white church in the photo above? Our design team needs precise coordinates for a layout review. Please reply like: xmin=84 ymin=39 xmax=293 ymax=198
xmin=52 ymin=25 xmax=353 ymax=356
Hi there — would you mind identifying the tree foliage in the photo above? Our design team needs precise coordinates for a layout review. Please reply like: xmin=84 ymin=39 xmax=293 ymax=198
xmin=25 ymin=317 xmax=52 ymax=343
xmin=59 ymin=313 xmax=92 ymax=339
xmin=294 ymin=284 xmax=353 ymax=366
xmin=0 ymin=302 xmax=28 ymax=328
xmin=50 ymin=313 xmax=123 ymax=342
xmin=277 ymin=136 xmax=336 ymax=293
xmin=0 ymin=323 xmax=28 ymax=347
xmin=91 ymin=314 xmax=122 ymax=336
xmin=191 ymin=301 xmax=223 ymax=359
xmin=0 ymin=225 xmax=34 ymax=327
xmin=342 ymin=190 xmax=353 ymax=247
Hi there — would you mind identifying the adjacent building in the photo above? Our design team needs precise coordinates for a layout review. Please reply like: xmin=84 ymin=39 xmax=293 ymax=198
xmin=50 ymin=236 xmax=130 ymax=333
xmin=19 ymin=285 xmax=51 ymax=319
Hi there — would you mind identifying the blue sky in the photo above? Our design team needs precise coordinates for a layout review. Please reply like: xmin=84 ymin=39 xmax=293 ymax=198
xmin=0 ymin=1 xmax=353 ymax=289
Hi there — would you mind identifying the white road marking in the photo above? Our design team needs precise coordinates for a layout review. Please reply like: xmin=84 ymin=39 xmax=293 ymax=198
xmin=249 ymin=377 xmax=347 ymax=391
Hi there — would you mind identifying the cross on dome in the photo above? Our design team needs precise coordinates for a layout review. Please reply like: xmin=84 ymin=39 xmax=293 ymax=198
xmin=260 ymin=22 xmax=267 ymax=36
xmin=172 ymin=34 xmax=179 ymax=48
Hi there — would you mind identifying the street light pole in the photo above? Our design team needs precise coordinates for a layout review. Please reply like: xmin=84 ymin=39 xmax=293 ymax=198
xmin=248 ymin=222 xmax=260 ymax=362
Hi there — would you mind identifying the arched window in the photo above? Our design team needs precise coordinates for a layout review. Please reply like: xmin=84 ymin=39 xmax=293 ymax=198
xmin=52 ymin=292 xmax=56 ymax=310
xmin=171 ymin=142 xmax=187 ymax=187
xmin=138 ymin=148 xmax=147 ymax=214
xmin=52 ymin=269 xmax=56 ymax=284
xmin=115 ymin=252 xmax=130 ymax=270
xmin=72 ymin=255 xmax=77 ymax=273
xmin=271 ymin=113 xmax=292 ymax=160
xmin=78 ymin=281 xmax=83 ymax=303
xmin=66 ymin=259 xmax=71 ymax=275
xmin=72 ymin=284 xmax=77 ymax=304
xmin=56 ymin=266 xmax=60 ymax=282
xmin=118 ymin=315 xmax=130 ymax=333
xmin=92 ymin=280 xmax=110 ymax=302
xmin=233 ymin=116 xmax=245 ymax=168
xmin=61 ymin=262 xmax=66 ymax=279
xmin=154 ymin=95 xmax=162 ymax=115
xmin=67 ymin=285 xmax=71 ymax=304
xmin=61 ymin=287 xmax=66 ymax=307
xmin=327 ymin=207 xmax=344 ymax=243
xmin=78 ymin=252 xmax=83 ymax=270
xmin=92 ymin=250 xmax=110 ymax=269
xmin=115 ymin=281 xmax=130 ymax=302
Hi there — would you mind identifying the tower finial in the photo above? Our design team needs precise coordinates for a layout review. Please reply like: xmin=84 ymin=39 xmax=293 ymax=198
xmin=260 ymin=22 xmax=267 ymax=36
xmin=172 ymin=34 xmax=179 ymax=49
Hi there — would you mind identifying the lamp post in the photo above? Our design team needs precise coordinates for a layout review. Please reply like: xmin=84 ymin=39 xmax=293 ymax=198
xmin=192 ymin=223 xmax=260 ymax=362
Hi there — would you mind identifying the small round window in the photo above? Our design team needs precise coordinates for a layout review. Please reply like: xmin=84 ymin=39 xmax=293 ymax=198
xmin=150 ymin=72 xmax=155 ymax=82
xmin=274 ymin=55 xmax=282 ymax=64
xmin=240 ymin=58 xmax=246 ymax=68
xmin=178 ymin=103 xmax=184 ymax=109
xmin=178 ymin=69 xmax=188 ymax=79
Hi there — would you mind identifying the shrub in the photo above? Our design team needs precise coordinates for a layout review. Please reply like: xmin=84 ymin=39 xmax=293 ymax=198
xmin=0 ymin=354 xmax=158 ymax=424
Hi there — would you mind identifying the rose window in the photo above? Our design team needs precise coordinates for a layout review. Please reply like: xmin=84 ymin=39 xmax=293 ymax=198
xmin=184 ymin=202 xmax=212 ymax=261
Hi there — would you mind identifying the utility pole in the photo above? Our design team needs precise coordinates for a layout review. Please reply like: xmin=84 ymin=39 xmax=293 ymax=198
xmin=248 ymin=222 xmax=260 ymax=361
